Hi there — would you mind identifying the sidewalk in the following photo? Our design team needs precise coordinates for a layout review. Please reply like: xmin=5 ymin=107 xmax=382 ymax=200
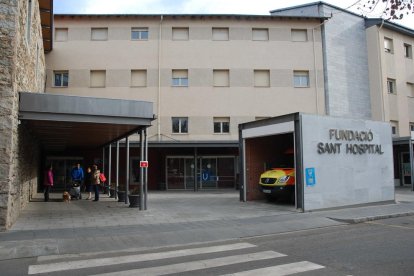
xmin=0 ymin=187 xmax=413 ymax=261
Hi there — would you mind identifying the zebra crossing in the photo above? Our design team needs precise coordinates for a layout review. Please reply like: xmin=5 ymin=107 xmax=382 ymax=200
xmin=28 ymin=242 xmax=325 ymax=275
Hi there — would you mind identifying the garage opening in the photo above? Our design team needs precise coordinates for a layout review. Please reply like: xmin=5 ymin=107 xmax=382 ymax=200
xmin=239 ymin=114 xmax=303 ymax=210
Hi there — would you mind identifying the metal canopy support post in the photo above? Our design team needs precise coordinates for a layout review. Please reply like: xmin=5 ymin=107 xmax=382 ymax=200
xmin=410 ymin=138 xmax=414 ymax=191
xmin=140 ymin=130 xmax=144 ymax=210
xmin=108 ymin=143 xmax=112 ymax=197
xmin=125 ymin=136 xmax=130 ymax=204
xmin=102 ymin=147 xmax=105 ymax=173
xmin=194 ymin=147 xmax=198 ymax=192
xmin=144 ymin=128 xmax=148 ymax=210
xmin=116 ymin=141 xmax=119 ymax=200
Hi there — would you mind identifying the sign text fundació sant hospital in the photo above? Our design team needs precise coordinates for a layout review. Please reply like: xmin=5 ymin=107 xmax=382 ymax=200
xmin=317 ymin=129 xmax=384 ymax=155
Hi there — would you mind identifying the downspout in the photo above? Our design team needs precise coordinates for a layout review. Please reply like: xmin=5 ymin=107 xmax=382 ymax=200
xmin=157 ymin=15 xmax=163 ymax=141
xmin=312 ymin=28 xmax=320 ymax=114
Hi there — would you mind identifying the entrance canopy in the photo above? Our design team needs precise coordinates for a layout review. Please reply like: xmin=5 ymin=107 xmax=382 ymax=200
xmin=18 ymin=92 xmax=154 ymax=151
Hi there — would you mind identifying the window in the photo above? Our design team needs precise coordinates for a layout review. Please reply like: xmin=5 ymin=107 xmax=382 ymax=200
xmin=254 ymin=70 xmax=270 ymax=87
xmin=131 ymin=27 xmax=148 ymax=40
xmin=213 ymin=70 xmax=229 ymax=87
xmin=408 ymin=82 xmax=414 ymax=97
xmin=212 ymin=28 xmax=229 ymax=41
xmin=294 ymin=71 xmax=310 ymax=87
xmin=172 ymin=70 xmax=188 ymax=87
xmin=53 ymin=71 xmax=68 ymax=87
xmin=404 ymin=43 xmax=412 ymax=58
xmin=291 ymin=29 xmax=307 ymax=42
xmin=384 ymin=37 xmax=393 ymax=53
xmin=410 ymin=123 xmax=414 ymax=132
xmin=172 ymin=27 xmax=189 ymax=40
xmin=55 ymin=28 xmax=68 ymax=41
xmin=172 ymin=117 xmax=188 ymax=133
xmin=214 ymin=117 xmax=230 ymax=133
xmin=387 ymin=78 xmax=396 ymax=94
xmin=131 ymin=70 xmax=147 ymax=87
xmin=91 ymin=28 xmax=108 ymax=41
xmin=90 ymin=70 xmax=106 ymax=87
xmin=390 ymin=121 xmax=398 ymax=136
xmin=252 ymin=28 xmax=269 ymax=41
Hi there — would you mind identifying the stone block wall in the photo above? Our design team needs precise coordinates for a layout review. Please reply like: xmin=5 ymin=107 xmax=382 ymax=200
xmin=0 ymin=0 xmax=45 ymax=230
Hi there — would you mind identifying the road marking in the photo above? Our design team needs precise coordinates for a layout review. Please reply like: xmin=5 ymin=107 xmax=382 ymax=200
xmin=90 ymin=251 xmax=286 ymax=276
xmin=28 ymin=242 xmax=257 ymax=274
xmin=366 ymin=221 xmax=414 ymax=230
xmin=221 ymin=261 xmax=325 ymax=275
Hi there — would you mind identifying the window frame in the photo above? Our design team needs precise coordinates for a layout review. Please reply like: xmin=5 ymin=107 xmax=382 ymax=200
xmin=384 ymin=37 xmax=393 ymax=53
xmin=90 ymin=70 xmax=106 ymax=88
xmin=213 ymin=69 xmax=230 ymax=87
xmin=213 ymin=117 xmax=230 ymax=134
xmin=293 ymin=70 xmax=310 ymax=88
xmin=131 ymin=27 xmax=149 ymax=40
xmin=130 ymin=69 xmax=147 ymax=87
xmin=91 ymin=28 xmax=108 ymax=41
xmin=172 ymin=27 xmax=189 ymax=41
xmin=53 ymin=71 xmax=69 ymax=87
xmin=390 ymin=121 xmax=398 ymax=136
xmin=387 ymin=78 xmax=396 ymax=94
xmin=291 ymin=29 xmax=308 ymax=42
xmin=404 ymin=43 xmax=412 ymax=59
xmin=212 ymin=27 xmax=229 ymax=41
xmin=172 ymin=69 xmax=189 ymax=87
xmin=254 ymin=69 xmax=270 ymax=87
xmin=172 ymin=117 xmax=188 ymax=134
xmin=55 ymin=28 xmax=68 ymax=42
xmin=252 ymin=28 xmax=269 ymax=41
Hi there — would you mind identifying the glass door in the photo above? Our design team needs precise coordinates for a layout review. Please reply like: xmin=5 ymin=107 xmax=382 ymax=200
xmin=402 ymin=152 xmax=412 ymax=185
xmin=199 ymin=157 xmax=217 ymax=189
xmin=217 ymin=157 xmax=236 ymax=189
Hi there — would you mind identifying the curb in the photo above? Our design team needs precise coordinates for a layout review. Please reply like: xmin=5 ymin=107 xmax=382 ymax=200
xmin=328 ymin=211 xmax=414 ymax=224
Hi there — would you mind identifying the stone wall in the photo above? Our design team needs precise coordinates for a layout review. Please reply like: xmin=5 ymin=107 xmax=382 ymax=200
xmin=0 ymin=0 xmax=45 ymax=230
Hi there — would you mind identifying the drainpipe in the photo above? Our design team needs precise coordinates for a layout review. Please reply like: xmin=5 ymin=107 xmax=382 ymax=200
xmin=157 ymin=15 xmax=163 ymax=141
xmin=312 ymin=28 xmax=320 ymax=114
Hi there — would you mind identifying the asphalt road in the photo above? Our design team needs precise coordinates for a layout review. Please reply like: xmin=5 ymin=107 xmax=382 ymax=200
xmin=2 ymin=216 xmax=414 ymax=276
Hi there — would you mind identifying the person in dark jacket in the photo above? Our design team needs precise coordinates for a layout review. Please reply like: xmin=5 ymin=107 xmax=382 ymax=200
xmin=84 ymin=167 xmax=93 ymax=200
xmin=92 ymin=164 xmax=101 ymax=201
xmin=44 ymin=165 xmax=54 ymax=202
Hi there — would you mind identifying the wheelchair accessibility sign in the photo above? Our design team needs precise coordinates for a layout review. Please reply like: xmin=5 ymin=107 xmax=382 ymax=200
xmin=305 ymin=168 xmax=316 ymax=187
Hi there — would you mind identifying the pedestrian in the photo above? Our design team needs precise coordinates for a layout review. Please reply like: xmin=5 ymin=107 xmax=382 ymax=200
xmin=44 ymin=165 xmax=53 ymax=202
xmin=71 ymin=163 xmax=84 ymax=187
xmin=85 ymin=167 xmax=93 ymax=200
xmin=92 ymin=164 xmax=101 ymax=201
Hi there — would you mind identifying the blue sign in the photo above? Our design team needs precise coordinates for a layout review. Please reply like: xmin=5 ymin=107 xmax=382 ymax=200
xmin=305 ymin=168 xmax=316 ymax=187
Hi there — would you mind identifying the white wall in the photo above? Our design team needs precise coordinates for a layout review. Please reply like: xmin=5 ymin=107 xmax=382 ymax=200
xmin=301 ymin=114 xmax=394 ymax=210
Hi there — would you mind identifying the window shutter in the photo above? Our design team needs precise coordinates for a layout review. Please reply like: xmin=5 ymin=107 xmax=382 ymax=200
xmin=90 ymin=70 xmax=106 ymax=87
xmin=213 ymin=70 xmax=229 ymax=87
xmin=252 ymin=28 xmax=269 ymax=41
xmin=131 ymin=70 xmax=147 ymax=87
xmin=55 ymin=28 xmax=68 ymax=41
xmin=291 ymin=29 xmax=307 ymax=41
xmin=172 ymin=28 xmax=189 ymax=40
xmin=254 ymin=70 xmax=270 ymax=87
xmin=212 ymin=28 xmax=229 ymax=41
xmin=91 ymin=28 xmax=108 ymax=40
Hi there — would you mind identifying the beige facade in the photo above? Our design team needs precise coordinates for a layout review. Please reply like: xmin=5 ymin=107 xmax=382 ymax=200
xmin=0 ymin=0 xmax=47 ymax=230
xmin=46 ymin=15 xmax=325 ymax=142
xmin=366 ymin=23 xmax=414 ymax=137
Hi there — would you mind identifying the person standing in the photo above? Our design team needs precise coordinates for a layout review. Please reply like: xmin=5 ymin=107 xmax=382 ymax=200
xmin=92 ymin=164 xmax=101 ymax=201
xmin=44 ymin=165 xmax=53 ymax=202
xmin=71 ymin=163 xmax=84 ymax=186
xmin=84 ymin=167 xmax=93 ymax=200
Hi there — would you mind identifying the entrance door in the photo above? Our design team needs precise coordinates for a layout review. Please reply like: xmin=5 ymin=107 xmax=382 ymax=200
xmin=402 ymin=152 xmax=412 ymax=185
xmin=199 ymin=157 xmax=217 ymax=189
xmin=45 ymin=157 xmax=83 ymax=191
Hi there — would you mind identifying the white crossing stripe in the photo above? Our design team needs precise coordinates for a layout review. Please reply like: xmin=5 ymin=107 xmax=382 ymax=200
xmin=90 ymin=251 xmax=286 ymax=276
xmin=28 ymin=243 xmax=257 ymax=274
xmin=221 ymin=261 xmax=325 ymax=276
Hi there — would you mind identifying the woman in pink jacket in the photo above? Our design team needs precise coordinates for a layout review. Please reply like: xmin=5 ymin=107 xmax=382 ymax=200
xmin=44 ymin=165 xmax=54 ymax=202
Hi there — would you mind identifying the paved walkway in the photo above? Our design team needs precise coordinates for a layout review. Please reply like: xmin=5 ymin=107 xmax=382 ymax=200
xmin=0 ymin=187 xmax=413 ymax=260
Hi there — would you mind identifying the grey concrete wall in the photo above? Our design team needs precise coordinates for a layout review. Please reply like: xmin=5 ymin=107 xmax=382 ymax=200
xmin=0 ymin=0 xmax=45 ymax=230
xmin=321 ymin=6 xmax=372 ymax=119
xmin=301 ymin=114 xmax=394 ymax=210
